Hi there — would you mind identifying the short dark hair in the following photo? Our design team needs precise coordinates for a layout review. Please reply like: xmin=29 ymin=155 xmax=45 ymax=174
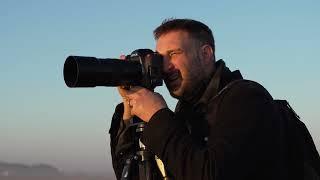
xmin=153 ymin=18 xmax=215 ymax=49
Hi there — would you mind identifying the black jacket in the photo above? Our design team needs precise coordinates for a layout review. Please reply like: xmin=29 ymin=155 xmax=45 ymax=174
xmin=109 ymin=60 xmax=289 ymax=180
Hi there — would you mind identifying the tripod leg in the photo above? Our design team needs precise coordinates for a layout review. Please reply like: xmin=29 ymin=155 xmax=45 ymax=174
xmin=139 ymin=160 xmax=153 ymax=180
xmin=121 ymin=156 xmax=134 ymax=180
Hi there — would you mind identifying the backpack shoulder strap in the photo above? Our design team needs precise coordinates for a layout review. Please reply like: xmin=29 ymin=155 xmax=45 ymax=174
xmin=275 ymin=100 xmax=320 ymax=179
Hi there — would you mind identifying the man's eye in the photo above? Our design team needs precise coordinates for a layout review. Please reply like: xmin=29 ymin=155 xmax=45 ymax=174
xmin=169 ymin=52 xmax=177 ymax=57
xmin=169 ymin=50 xmax=183 ymax=57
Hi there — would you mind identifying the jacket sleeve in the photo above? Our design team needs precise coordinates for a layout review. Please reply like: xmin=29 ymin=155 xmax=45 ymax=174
xmin=141 ymin=82 xmax=283 ymax=180
xmin=109 ymin=103 xmax=136 ymax=180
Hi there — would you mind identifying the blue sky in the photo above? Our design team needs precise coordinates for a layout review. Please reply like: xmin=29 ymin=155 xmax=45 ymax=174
xmin=1 ymin=0 xmax=319 ymax=175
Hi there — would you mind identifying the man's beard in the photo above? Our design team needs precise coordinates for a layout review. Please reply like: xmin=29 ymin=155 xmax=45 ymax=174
xmin=166 ymin=75 xmax=209 ymax=104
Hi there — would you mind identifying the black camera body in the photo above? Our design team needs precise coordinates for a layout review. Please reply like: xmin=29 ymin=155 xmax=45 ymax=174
xmin=63 ymin=49 xmax=163 ymax=90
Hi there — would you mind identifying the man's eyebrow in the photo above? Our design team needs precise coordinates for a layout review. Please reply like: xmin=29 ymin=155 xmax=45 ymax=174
xmin=155 ymin=48 xmax=183 ymax=56
xmin=166 ymin=48 xmax=183 ymax=55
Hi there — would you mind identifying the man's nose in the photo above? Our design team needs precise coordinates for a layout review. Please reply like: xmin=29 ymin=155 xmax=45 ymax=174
xmin=163 ymin=58 xmax=174 ymax=73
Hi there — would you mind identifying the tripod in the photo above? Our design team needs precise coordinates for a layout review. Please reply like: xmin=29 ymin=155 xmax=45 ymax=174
xmin=120 ymin=119 xmax=170 ymax=180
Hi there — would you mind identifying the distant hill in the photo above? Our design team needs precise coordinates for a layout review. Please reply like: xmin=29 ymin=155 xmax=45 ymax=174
xmin=0 ymin=161 xmax=115 ymax=179
xmin=0 ymin=161 xmax=62 ymax=177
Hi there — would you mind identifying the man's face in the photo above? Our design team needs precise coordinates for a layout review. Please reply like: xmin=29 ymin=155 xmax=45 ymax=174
xmin=156 ymin=31 xmax=207 ymax=99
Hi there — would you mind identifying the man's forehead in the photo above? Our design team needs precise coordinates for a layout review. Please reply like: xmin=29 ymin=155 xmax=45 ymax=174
xmin=155 ymin=31 xmax=191 ymax=53
xmin=157 ymin=30 xmax=190 ymax=42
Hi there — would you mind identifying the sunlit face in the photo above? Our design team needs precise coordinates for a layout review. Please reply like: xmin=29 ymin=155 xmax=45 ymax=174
xmin=156 ymin=31 xmax=210 ymax=99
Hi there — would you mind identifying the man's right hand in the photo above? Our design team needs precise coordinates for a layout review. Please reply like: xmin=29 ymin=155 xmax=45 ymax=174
xmin=117 ymin=55 xmax=133 ymax=122
xmin=118 ymin=86 xmax=133 ymax=122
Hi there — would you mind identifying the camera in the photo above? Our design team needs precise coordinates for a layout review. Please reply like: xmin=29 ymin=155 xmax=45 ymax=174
xmin=63 ymin=49 xmax=163 ymax=90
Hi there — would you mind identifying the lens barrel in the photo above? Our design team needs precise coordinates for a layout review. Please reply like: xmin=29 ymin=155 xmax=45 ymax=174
xmin=63 ymin=56 xmax=143 ymax=87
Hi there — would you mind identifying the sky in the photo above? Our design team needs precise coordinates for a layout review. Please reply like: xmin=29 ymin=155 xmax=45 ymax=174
xmin=1 ymin=0 xmax=319 ymax=176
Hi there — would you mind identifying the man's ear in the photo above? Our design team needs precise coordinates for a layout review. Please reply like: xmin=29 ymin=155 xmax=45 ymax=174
xmin=200 ymin=44 xmax=214 ymax=64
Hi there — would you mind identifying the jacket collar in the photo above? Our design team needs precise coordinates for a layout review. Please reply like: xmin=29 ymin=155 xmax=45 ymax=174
xmin=175 ymin=60 xmax=243 ymax=113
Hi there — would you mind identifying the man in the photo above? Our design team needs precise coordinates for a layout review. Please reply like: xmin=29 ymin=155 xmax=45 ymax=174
xmin=109 ymin=19 xmax=289 ymax=180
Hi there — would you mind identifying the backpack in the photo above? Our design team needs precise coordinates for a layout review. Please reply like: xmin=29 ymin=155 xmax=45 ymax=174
xmin=275 ymin=100 xmax=320 ymax=180
xmin=220 ymin=80 xmax=320 ymax=179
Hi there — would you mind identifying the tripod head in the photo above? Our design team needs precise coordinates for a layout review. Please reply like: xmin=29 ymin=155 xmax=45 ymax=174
xmin=121 ymin=119 xmax=169 ymax=180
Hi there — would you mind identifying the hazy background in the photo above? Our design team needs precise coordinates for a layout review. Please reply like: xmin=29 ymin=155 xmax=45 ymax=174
xmin=1 ymin=0 xmax=319 ymax=178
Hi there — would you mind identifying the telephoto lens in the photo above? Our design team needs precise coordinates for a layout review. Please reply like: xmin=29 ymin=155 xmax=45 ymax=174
xmin=63 ymin=56 xmax=142 ymax=87
xmin=63 ymin=49 xmax=163 ymax=89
